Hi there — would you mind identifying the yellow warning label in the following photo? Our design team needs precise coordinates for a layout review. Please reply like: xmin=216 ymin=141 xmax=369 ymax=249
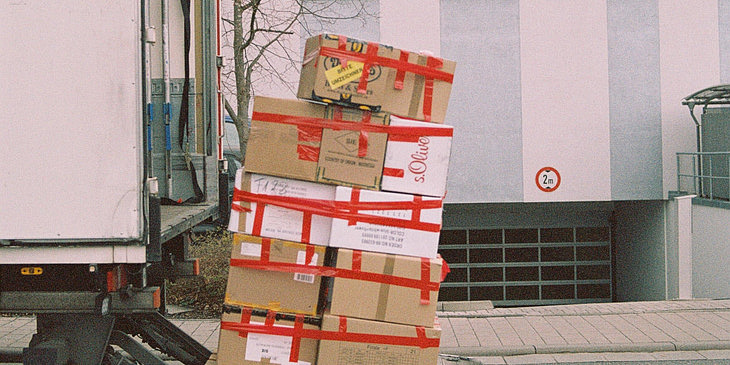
xmin=325 ymin=61 xmax=364 ymax=90
xmin=21 ymin=267 xmax=43 ymax=275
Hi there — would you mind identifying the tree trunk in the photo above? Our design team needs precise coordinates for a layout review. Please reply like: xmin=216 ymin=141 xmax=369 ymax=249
xmin=232 ymin=0 xmax=252 ymax=163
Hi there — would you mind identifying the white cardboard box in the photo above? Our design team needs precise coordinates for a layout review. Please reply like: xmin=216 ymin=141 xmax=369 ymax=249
xmin=228 ymin=170 xmax=335 ymax=246
xmin=381 ymin=116 xmax=453 ymax=197
xmin=329 ymin=187 xmax=442 ymax=258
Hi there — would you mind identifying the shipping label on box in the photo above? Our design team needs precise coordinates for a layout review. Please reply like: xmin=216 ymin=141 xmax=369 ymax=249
xmin=316 ymin=314 xmax=440 ymax=365
xmin=225 ymin=234 xmax=327 ymax=316
xmin=229 ymin=170 xmax=335 ymax=246
xmin=298 ymin=34 xmax=456 ymax=123
xmin=329 ymin=187 xmax=443 ymax=258
xmin=218 ymin=308 xmax=319 ymax=365
xmin=316 ymin=106 xmax=388 ymax=189
xmin=381 ymin=115 xmax=453 ymax=197
xmin=246 ymin=96 xmax=390 ymax=189
xmin=329 ymin=249 xmax=444 ymax=327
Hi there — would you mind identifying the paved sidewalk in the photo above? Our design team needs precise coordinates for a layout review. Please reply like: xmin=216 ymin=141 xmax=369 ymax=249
xmin=2 ymin=299 xmax=730 ymax=364
xmin=438 ymin=299 xmax=730 ymax=364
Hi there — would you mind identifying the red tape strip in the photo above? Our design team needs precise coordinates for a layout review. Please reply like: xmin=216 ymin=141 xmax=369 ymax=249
xmin=394 ymin=50 xmax=409 ymax=90
xmin=319 ymin=38 xmax=452 ymax=120
xmin=261 ymin=238 xmax=271 ymax=263
xmin=252 ymin=111 xmax=453 ymax=138
xmin=352 ymin=250 xmax=362 ymax=272
xmin=357 ymin=42 xmax=379 ymax=94
xmin=232 ymin=188 xmax=443 ymax=233
xmin=358 ymin=111 xmax=371 ymax=158
xmin=383 ymin=167 xmax=405 ymax=178
xmin=238 ymin=307 xmax=252 ymax=338
xmin=229 ymin=257 xmax=442 ymax=294
xmin=252 ymin=203 xmax=265 ymax=237
xmin=290 ymin=315 xmax=304 ymax=362
xmin=318 ymin=46 xmax=453 ymax=83
xmin=420 ymin=258 xmax=431 ymax=305
xmin=221 ymin=317 xmax=439 ymax=349
xmin=297 ymin=144 xmax=320 ymax=162
xmin=297 ymin=125 xmax=323 ymax=142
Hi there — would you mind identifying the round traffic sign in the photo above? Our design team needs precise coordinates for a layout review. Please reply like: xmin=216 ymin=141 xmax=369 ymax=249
xmin=536 ymin=167 xmax=560 ymax=192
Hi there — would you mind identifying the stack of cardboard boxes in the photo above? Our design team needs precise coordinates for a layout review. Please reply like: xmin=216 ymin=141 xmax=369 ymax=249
xmin=218 ymin=34 xmax=456 ymax=365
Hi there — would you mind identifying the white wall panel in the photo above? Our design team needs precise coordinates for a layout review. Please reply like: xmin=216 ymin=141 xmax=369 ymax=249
xmin=0 ymin=2 xmax=143 ymax=240
xmin=659 ymin=1 xmax=720 ymax=197
xmin=380 ymin=0 xmax=440 ymax=55
xmin=692 ymin=202 xmax=730 ymax=299
xmin=520 ymin=0 xmax=611 ymax=202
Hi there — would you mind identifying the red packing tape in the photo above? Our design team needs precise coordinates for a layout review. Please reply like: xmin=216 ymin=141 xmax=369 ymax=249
xmin=229 ymin=253 xmax=443 ymax=301
xmin=318 ymin=41 xmax=453 ymax=121
xmin=357 ymin=42 xmax=379 ymax=94
xmin=318 ymin=45 xmax=453 ymax=83
xmin=297 ymin=144 xmax=320 ymax=162
xmin=382 ymin=167 xmax=405 ymax=177
xmin=221 ymin=315 xmax=439 ymax=351
xmin=232 ymin=188 xmax=443 ymax=233
xmin=394 ymin=50 xmax=409 ymax=90
xmin=252 ymin=111 xmax=453 ymax=138
xmin=358 ymin=111 xmax=371 ymax=158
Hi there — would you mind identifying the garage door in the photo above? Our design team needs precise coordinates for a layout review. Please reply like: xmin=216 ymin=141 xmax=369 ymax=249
xmin=438 ymin=226 xmax=612 ymax=306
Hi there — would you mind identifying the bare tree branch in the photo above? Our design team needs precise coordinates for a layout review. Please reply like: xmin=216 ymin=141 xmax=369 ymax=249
xmin=224 ymin=98 xmax=238 ymax=122
xmin=224 ymin=0 xmax=376 ymax=163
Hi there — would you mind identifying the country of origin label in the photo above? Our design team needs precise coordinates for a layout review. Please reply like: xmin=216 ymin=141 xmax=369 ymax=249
xmin=324 ymin=61 xmax=364 ymax=90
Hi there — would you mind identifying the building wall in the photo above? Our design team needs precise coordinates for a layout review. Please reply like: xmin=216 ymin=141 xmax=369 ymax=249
xmin=607 ymin=0 xmax=662 ymax=201
xmin=441 ymin=0 xmax=722 ymax=203
xmin=294 ymin=1 xmax=727 ymax=203
xmin=295 ymin=0 xmax=729 ymax=202
xmin=692 ymin=202 xmax=730 ymax=299
xmin=658 ymin=1 xmax=720 ymax=199
xmin=440 ymin=0 xmax=523 ymax=202
xmin=289 ymin=1 xmax=730 ymax=302
xmin=613 ymin=200 xmax=667 ymax=301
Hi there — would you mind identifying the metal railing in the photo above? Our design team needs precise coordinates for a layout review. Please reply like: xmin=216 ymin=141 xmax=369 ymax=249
xmin=677 ymin=151 xmax=730 ymax=201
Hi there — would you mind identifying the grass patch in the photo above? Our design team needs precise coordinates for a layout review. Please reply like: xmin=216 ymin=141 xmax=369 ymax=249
xmin=167 ymin=228 xmax=232 ymax=318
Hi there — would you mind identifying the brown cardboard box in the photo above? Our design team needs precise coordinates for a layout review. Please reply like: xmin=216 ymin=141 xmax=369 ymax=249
xmin=329 ymin=248 xmax=443 ymax=327
xmin=298 ymin=34 xmax=456 ymax=124
xmin=228 ymin=171 xmax=336 ymax=246
xmin=218 ymin=307 xmax=320 ymax=365
xmin=246 ymin=96 xmax=389 ymax=190
xmin=317 ymin=314 xmax=441 ymax=365
xmin=225 ymin=234 xmax=327 ymax=316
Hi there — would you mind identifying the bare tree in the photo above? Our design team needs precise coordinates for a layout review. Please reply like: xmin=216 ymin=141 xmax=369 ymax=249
xmin=222 ymin=0 xmax=375 ymax=163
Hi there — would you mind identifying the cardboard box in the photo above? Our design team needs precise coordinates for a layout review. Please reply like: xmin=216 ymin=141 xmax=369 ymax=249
xmin=246 ymin=96 xmax=389 ymax=190
xmin=228 ymin=170 xmax=335 ymax=246
xmin=316 ymin=314 xmax=441 ymax=365
xmin=329 ymin=187 xmax=443 ymax=258
xmin=329 ymin=248 xmax=443 ymax=327
xmin=381 ymin=115 xmax=453 ymax=197
xmin=225 ymin=234 xmax=328 ymax=316
xmin=298 ymin=34 xmax=456 ymax=123
xmin=218 ymin=307 xmax=320 ymax=365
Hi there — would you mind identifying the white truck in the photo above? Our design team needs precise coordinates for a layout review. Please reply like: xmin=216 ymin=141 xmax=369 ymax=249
xmin=0 ymin=1 xmax=225 ymax=363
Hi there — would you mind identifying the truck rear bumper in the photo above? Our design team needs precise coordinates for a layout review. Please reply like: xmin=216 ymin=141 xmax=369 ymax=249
xmin=0 ymin=245 xmax=146 ymax=264
xmin=0 ymin=288 xmax=160 ymax=314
